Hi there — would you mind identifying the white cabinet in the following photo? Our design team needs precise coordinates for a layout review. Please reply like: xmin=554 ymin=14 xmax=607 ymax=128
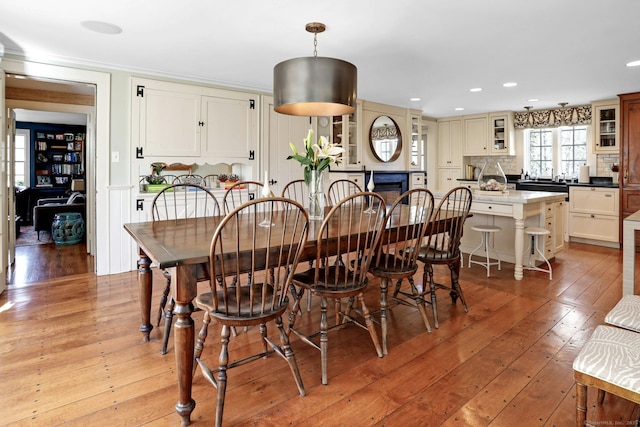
xmin=200 ymin=91 xmax=258 ymax=160
xmin=134 ymin=85 xmax=201 ymax=157
xmin=489 ymin=112 xmax=515 ymax=155
xmin=458 ymin=180 xmax=478 ymax=190
xmin=330 ymin=100 xmax=362 ymax=170
xmin=408 ymin=114 xmax=423 ymax=170
xmin=593 ymin=99 xmax=619 ymax=153
xmin=569 ymin=186 xmax=619 ymax=245
xmin=554 ymin=201 xmax=566 ymax=254
xmin=410 ymin=172 xmax=426 ymax=190
xmin=437 ymin=118 xmax=462 ymax=191
xmin=437 ymin=168 xmax=461 ymax=191
xmin=437 ymin=118 xmax=462 ymax=168
xmin=462 ymin=112 xmax=515 ymax=156
xmin=463 ymin=114 xmax=489 ymax=156
xmin=131 ymin=78 xmax=258 ymax=163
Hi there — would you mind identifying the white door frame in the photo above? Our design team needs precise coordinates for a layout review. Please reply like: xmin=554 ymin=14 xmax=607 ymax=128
xmin=1 ymin=59 xmax=111 ymax=275
xmin=1 ymin=68 xmax=6 ymax=295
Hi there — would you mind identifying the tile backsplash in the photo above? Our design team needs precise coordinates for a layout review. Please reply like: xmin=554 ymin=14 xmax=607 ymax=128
xmin=467 ymin=153 xmax=620 ymax=178
xmin=466 ymin=156 xmax=518 ymax=175
xmin=596 ymin=153 xmax=620 ymax=177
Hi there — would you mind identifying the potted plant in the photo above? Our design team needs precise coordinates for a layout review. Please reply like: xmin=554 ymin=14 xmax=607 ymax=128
xmin=143 ymin=162 xmax=170 ymax=192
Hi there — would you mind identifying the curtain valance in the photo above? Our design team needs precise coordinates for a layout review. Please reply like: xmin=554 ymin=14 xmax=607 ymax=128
xmin=514 ymin=104 xmax=591 ymax=129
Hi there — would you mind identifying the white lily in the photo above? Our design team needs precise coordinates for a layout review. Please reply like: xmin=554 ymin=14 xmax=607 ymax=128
xmin=313 ymin=136 xmax=345 ymax=163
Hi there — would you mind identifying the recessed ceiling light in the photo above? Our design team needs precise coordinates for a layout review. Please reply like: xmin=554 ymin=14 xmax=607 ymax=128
xmin=454 ymin=107 xmax=464 ymax=111
xmin=81 ymin=20 xmax=123 ymax=35
xmin=503 ymin=82 xmax=518 ymax=88
xmin=626 ymin=60 xmax=640 ymax=67
xmin=410 ymin=97 xmax=421 ymax=102
xmin=528 ymin=98 xmax=540 ymax=102
xmin=470 ymin=88 xmax=482 ymax=92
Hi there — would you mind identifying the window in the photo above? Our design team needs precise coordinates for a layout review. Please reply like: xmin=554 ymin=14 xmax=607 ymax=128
xmin=15 ymin=129 xmax=30 ymax=187
xmin=560 ymin=127 xmax=587 ymax=178
xmin=525 ymin=126 xmax=587 ymax=180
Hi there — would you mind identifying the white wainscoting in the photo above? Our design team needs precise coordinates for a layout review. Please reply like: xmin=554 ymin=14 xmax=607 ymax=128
xmin=108 ymin=185 xmax=137 ymax=274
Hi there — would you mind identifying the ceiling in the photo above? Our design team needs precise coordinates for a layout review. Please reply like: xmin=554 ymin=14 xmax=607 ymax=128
xmin=2 ymin=0 xmax=640 ymax=118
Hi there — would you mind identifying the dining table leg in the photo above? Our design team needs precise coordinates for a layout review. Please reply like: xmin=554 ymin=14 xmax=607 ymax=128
xmin=137 ymin=248 xmax=153 ymax=341
xmin=171 ymin=265 xmax=198 ymax=426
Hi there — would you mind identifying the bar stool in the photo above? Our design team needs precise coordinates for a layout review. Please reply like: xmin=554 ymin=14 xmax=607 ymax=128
xmin=468 ymin=225 xmax=502 ymax=277
xmin=524 ymin=227 xmax=552 ymax=280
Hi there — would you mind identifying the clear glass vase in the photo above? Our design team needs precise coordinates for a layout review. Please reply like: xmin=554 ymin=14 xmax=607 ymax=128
xmin=477 ymin=161 xmax=507 ymax=192
xmin=308 ymin=169 xmax=325 ymax=221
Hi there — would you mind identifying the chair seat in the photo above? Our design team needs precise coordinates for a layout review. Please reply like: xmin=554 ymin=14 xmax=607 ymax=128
xmin=605 ymin=295 xmax=640 ymax=333
xmin=293 ymin=266 xmax=367 ymax=297
xmin=418 ymin=245 xmax=460 ymax=264
xmin=195 ymin=284 xmax=288 ymax=325
xmin=369 ymin=252 xmax=419 ymax=278
xmin=573 ymin=325 xmax=640 ymax=394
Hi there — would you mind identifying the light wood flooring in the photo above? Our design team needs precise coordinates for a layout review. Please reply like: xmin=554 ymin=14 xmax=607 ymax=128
xmin=1 ymin=242 xmax=638 ymax=426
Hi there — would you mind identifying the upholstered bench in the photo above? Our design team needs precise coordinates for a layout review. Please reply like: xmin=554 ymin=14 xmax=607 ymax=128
xmin=573 ymin=325 xmax=640 ymax=426
xmin=605 ymin=294 xmax=640 ymax=333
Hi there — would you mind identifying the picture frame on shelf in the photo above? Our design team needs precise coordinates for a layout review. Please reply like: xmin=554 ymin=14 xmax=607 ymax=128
xmin=36 ymin=175 xmax=52 ymax=186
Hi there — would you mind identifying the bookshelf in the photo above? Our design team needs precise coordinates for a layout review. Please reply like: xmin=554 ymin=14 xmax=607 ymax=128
xmin=34 ymin=129 xmax=85 ymax=189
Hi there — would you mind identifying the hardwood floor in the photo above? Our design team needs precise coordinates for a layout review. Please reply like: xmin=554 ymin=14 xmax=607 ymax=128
xmin=1 ymin=242 xmax=638 ymax=426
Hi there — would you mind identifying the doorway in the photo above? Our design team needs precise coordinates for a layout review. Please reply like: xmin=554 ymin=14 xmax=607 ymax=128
xmin=5 ymin=73 xmax=96 ymax=283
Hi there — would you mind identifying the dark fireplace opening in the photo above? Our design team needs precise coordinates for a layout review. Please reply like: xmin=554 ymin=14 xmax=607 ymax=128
xmin=365 ymin=171 xmax=410 ymax=204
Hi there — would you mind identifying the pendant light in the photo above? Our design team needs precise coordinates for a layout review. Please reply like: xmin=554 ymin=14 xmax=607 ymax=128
xmin=273 ymin=22 xmax=357 ymax=116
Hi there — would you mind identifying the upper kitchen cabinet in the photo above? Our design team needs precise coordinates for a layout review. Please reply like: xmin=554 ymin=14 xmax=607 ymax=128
xmin=462 ymin=112 xmax=515 ymax=156
xmin=462 ymin=114 xmax=489 ymax=155
xmin=330 ymin=99 xmax=362 ymax=170
xmin=593 ymin=99 xmax=619 ymax=153
xmin=200 ymin=91 xmax=258 ymax=160
xmin=133 ymin=83 xmax=201 ymax=157
xmin=489 ymin=111 xmax=515 ymax=155
xmin=437 ymin=117 xmax=462 ymax=167
xmin=408 ymin=113 xmax=423 ymax=170
xmin=131 ymin=78 xmax=258 ymax=163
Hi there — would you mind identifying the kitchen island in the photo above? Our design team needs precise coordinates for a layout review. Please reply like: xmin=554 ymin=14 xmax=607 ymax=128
xmin=433 ymin=189 xmax=567 ymax=280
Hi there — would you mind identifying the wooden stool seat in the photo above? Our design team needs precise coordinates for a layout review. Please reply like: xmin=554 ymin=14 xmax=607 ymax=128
xmin=468 ymin=225 xmax=502 ymax=277
xmin=573 ymin=325 xmax=640 ymax=426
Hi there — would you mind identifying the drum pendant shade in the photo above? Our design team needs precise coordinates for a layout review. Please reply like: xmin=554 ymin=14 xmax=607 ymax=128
xmin=273 ymin=22 xmax=357 ymax=117
xmin=273 ymin=56 xmax=357 ymax=116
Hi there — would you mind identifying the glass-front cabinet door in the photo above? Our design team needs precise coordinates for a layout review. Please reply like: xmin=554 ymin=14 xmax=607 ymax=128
xmin=593 ymin=99 xmax=619 ymax=153
xmin=409 ymin=114 xmax=423 ymax=169
xmin=330 ymin=100 xmax=362 ymax=169
xmin=488 ymin=111 xmax=515 ymax=155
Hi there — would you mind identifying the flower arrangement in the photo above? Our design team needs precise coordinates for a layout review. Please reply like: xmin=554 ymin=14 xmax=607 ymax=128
xmin=288 ymin=129 xmax=345 ymax=184
xmin=145 ymin=162 xmax=168 ymax=184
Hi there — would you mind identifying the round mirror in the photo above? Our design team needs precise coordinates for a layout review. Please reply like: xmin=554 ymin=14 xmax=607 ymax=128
xmin=369 ymin=115 xmax=402 ymax=162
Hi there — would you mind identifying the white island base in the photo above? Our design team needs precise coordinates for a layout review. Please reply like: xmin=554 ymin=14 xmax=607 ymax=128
xmin=434 ymin=190 xmax=567 ymax=280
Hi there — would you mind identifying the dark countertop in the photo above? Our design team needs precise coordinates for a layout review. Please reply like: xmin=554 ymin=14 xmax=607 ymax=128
xmin=458 ymin=177 xmax=619 ymax=190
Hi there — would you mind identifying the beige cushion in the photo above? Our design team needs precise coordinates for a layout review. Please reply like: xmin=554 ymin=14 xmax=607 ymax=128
xmin=605 ymin=295 xmax=640 ymax=333
xmin=573 ymin=325 xmax=640 ymax=394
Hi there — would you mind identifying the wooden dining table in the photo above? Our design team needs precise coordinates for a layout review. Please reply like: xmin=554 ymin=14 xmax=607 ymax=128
xmin=123 ymin=204 xmax=460 ymax=426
